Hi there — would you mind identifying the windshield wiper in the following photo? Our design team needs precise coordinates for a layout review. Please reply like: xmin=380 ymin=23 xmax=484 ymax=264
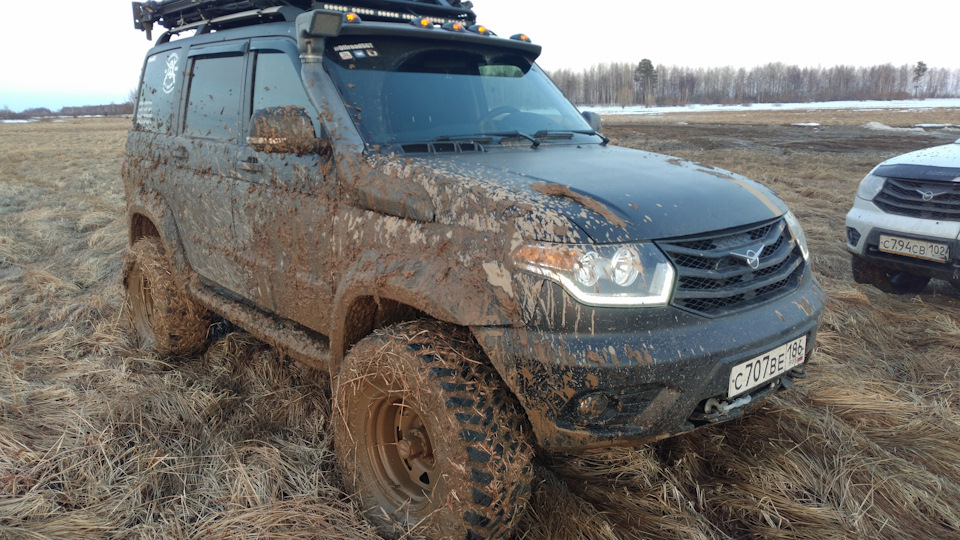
xmin=437 ymin=132 xmax=540 ymax=149
xmin=533 ymin=130 xmax=610 ymax=146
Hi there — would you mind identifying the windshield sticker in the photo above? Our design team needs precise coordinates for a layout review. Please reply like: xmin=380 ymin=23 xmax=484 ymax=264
xmin=339 ymin=51 xmax=353 ymax=60
xmin=353 ymin=50 xmax=367 ymax=59
xmin=365 ymin=49 xmax=379 ymax=57
xmin=334 ymin=42 xmax=374 ymax=51
xmin=162 ymin=53 xmax=179 ymax=94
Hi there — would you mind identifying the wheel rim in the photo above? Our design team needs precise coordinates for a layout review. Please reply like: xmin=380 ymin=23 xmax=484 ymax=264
xmin=365 ymin=394 xmax=437 ymax=505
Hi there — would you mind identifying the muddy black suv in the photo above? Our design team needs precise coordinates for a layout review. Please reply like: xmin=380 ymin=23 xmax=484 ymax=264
xmin=124 ymin=0 xmax=824 ymax=537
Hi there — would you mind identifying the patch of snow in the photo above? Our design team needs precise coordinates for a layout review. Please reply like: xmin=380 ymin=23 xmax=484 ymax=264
xmin=583 ymin=98 xmax=960 ymax=116
xmin=862 ymin=121 xmax=925 ymax=132
xmin=792 ymin=123 xmax=821 ymax=127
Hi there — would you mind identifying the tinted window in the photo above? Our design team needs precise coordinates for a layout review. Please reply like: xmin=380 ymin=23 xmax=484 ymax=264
xmin=135 ymin=50 xmax=183 ymax=134
xmin=252 ymin=51 xmax=323 ymax=136
xmin=184 ymin=54 xmax=244 ymax=140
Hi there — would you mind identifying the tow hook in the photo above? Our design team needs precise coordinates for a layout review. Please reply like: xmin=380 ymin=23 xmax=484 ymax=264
xmin=704 ymin=394 xmax=753 ymax=415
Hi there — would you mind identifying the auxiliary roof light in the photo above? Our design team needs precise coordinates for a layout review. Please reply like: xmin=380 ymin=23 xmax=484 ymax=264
xmin=411 ymin=17 xmax=435 ymax=28
xmin=467 ymin=24 xmax=492 ymax=35
xmin=442 ymin=21 xmax=466 ymax=32
xmin=510 ymin=33 xmax=531 ymax=42
xmin=344 ymin=12 xmax=362 ymax=23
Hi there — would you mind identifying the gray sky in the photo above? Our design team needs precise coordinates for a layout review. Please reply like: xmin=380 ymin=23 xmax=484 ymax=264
xmin=1 ymin=0 xmax=956 ymax=111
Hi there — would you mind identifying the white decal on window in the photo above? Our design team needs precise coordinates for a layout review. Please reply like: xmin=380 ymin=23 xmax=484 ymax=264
xmin=162 ymin=53 xmax=180 ymax=94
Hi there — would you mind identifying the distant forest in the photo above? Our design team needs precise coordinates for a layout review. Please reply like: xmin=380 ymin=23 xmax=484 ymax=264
xmin=3 ymin=62 xmax=959 ymax=118
xmin=0 ymin=102 xmax=133 ymax=121
xmin=549 ymin=62 xmax=960 ymax=106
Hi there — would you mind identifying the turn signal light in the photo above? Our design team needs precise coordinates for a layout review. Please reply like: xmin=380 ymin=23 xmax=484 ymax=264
xmin=442 ymin=21 xmax=465 ymax=32
xmin=344 ymin=12 xmax=361 ymax=23
xmin=411 ymin=17 xmax=435 ymax=28
xmin=468 ymin=24 xmax=492 ymax=35
xmin=510 ymin=33 xmax=531 ymax=42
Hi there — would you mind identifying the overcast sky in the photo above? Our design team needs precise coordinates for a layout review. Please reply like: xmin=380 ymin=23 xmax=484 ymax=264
xmin=1 ymin=0 xmax=956 ymax=111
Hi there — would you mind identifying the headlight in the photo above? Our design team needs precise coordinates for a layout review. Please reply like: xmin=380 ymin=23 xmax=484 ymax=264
xmin=512 ymin=243 xmax=675 ymax=307
xmin=856 ymin=173 xmax=886 ymax=201
xmin=783 ymin=211 xmax=809 ymax=261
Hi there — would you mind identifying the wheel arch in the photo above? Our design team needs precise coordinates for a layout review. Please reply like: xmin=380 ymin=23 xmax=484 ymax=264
xmin=126 ymin=197 xmax=190 ymax=277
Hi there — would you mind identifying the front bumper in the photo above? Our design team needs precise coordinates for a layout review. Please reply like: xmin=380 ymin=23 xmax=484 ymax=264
xmin=846 ymin=198 xmax=960 ymax=281
xmin=473 ymin=273 xmax=824 ymax=451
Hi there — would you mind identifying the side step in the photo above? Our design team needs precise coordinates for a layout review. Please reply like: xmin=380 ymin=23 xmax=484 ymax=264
xmin=190 ymin=283 xmax=333 ymax=373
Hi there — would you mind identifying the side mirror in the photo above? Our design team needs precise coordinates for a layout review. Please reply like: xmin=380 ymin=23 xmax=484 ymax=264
xmin=582 ymin=111 xmax=603 ymax=134
xmin=247 ymin=107 xmax=320 ymax=155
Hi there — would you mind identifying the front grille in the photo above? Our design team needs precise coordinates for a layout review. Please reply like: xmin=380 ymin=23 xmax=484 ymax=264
xmin=658 ymin=218 xmax=805 ymax=317
xmin=874 ymin=178 xmax=960 ymax=220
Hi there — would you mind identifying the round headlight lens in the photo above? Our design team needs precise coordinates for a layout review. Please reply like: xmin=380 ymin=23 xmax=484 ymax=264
xmin=611 ymin=246 xmax=641 ymax=286
xmin=576 ymin=251 xmax=601 ymax=287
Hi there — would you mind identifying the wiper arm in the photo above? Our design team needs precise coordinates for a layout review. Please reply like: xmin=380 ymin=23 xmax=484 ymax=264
xmin=433 ymin=134 xmax=494 ymax=144
xmin=435 ymin=132 xmax=541 ymax=148
xmin=489 ymin=131 xmax=540 ymax=149
xmin=534 ymin=129 xmax=610 ymax=146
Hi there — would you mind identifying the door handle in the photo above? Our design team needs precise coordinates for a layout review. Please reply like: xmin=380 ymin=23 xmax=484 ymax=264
xmin=239 ymin=156 xmax=262 ymax=172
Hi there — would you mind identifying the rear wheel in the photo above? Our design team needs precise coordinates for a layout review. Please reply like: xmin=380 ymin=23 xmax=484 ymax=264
xmin=333 ymin=320 xmax=533 ymax=539
xmin=122 ymin=237 xmax=212 ymax=355
xmin=851 ymin=254 xmax=930 ymax=294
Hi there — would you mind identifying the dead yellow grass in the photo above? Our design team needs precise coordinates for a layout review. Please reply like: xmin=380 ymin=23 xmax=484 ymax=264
xmin=3 ymin=114 xmax=960 ymax=538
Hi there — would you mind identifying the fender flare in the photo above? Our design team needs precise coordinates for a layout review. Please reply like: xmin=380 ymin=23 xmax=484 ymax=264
xmin=126 ymin=192 xmax=191 ymax=279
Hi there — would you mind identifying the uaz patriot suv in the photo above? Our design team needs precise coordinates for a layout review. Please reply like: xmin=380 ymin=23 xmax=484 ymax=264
xmin=847 ymin=138 xmax=960 ymax=293
xmin=124 ymin=0 xmax=824 ymax=537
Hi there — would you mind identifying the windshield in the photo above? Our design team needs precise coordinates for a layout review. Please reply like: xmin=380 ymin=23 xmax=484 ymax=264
xmin=324 ymin=36 xmax=596 ymax=147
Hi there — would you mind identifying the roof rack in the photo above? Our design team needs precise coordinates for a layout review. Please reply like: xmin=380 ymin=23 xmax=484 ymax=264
xmin=132 ymin=0 xmax=476 ymax=39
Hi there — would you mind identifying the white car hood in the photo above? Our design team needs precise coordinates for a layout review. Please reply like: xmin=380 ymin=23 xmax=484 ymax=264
xmin=878 ymin=139 xmax=960 ymax=169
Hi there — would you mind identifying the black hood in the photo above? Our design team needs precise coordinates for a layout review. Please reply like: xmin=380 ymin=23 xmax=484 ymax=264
xmin=412 ymin=144 xmax=788 ymax=243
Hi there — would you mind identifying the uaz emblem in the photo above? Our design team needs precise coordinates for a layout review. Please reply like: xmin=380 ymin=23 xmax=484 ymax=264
xmin=916 ymin=188 xmax=949 ymax=201
xmin=731 ymin=243 xmax=764 ymax=270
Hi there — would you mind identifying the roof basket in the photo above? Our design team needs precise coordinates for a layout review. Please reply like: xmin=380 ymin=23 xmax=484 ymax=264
xmin=133 ymin=0 xmax=476 ymax=39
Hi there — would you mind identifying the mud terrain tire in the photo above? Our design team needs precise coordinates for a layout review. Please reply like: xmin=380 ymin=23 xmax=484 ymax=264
xmin=122 ymin=238 xmax=212 ymax=355
xmin=851 ymin=255 xmax=930 ymax=294
xmin=333 ymin=320 xmax=533 ymax=539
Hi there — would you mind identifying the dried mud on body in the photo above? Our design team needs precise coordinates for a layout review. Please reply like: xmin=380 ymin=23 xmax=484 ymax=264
xmin=1 ymin=111 xmax=960 ymax=538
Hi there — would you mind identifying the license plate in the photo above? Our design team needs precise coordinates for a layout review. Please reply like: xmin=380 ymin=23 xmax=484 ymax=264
xmin=728 ymin=336 xmax=806 ymax=398
xmin=879 ymin=234 xmax=949 ymax=263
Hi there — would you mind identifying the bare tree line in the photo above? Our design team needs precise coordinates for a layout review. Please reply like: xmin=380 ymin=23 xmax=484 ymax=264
xmin=550 ymin=62 xmax=960 ymax=106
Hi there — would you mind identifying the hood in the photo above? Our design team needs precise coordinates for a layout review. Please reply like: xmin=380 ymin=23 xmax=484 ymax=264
xmin=410 ymin=144 xmax=788 ymax=243
xmin=874 ymin=140 xmax=960 ymax=181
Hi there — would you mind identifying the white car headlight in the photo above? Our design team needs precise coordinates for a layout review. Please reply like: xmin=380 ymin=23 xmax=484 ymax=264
xmin=783 ymin=211 xmax=809 ymax=261
xmin=856 ymin=173 xmax=886 ymax=201
xmin=512 ymin=242 xmax=675 ymax=307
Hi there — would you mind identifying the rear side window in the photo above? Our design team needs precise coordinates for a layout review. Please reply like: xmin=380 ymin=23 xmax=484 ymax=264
xmin=134 ymin=50 xmax=183 ymax=134
xmin=183 ymin=54 xmax=244 ymax=140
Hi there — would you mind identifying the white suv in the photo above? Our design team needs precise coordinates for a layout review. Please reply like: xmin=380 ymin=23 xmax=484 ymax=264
xmin=846 ymin=139 xmax=960 ymax=293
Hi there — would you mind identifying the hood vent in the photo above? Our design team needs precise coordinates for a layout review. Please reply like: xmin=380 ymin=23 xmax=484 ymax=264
xmin=399 ymin=141 xmax=486 ymax=154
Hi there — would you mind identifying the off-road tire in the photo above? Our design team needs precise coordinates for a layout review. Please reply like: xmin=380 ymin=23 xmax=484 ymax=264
xmin=333 ymin=320 xmax=533 ymax=539
xmin=850 ymin=255 xmax=930 ymax=294
xmin=122 ymin=237 xmax=212 ymax=355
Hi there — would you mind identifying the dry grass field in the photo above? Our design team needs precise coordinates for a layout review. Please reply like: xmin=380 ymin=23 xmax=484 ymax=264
xmin=2 ymin=108 xmax=960 ymax=539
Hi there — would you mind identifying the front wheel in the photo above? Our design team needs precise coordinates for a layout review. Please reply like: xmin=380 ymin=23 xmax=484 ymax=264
xmin=850 ymin=255 xmax=930 ymax=294
xmin=333 ymin=321 xmax=533 ymax=539
xmin=122 ymin=237 xmax=212 ymax=355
